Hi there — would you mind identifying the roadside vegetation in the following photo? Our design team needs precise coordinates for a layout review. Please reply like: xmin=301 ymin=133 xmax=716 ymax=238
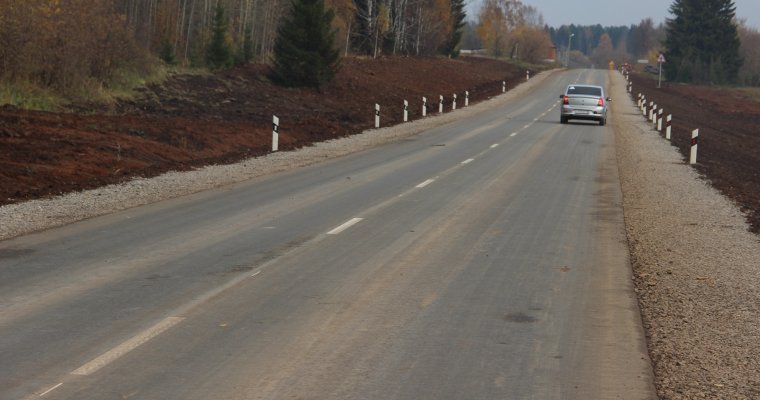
xmin=1 ymin=0 xmax=758 ymax=110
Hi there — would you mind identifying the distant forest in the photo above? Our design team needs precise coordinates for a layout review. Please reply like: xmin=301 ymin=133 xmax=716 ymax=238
xmin=1 ymin=0 xmax=758 ymax=107
xmin=461 ymin=18 xmax=667 ymax=65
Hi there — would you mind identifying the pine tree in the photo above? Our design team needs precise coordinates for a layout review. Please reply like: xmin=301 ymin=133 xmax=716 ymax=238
xmin=441 ymin=0 xmax=467 ymax=58
xmin=236 ymin=26 xmax=254 ymax=66
xmin=664 ymin=0 xmax=743 ymax=84
xmin=206 ymin=4 xmax=233 ymax=70
xmin=271 ymin=0 xmax=340 ymax=89
xmin=160 ymin=39 xmax=177 ymax=66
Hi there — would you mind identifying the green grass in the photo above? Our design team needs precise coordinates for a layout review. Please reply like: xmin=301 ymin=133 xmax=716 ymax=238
xmin=0 ymin=81 xmax=65 ymax=111
xmin=737 ymin=87 xmax=760 ymax=103
xmin=87 ymin=65 xmax=171 ymax=104
xmin=0 ymin=63 xmax=187 ymax=111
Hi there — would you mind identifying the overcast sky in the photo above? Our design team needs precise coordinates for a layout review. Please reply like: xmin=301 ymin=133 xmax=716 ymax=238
xmin=465 ymin=0 xmax=760 ymax=29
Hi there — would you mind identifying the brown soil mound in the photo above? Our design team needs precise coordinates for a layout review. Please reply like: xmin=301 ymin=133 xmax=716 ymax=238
xmin=628 ymin=73 xmax=760 ymax=233
xmin=0 ymin=57 xmax=526 ymax=205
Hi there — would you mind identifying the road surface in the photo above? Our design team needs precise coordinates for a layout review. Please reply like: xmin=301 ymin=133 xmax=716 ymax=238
xmin=0 ymin=69 xmax=656 ymax=399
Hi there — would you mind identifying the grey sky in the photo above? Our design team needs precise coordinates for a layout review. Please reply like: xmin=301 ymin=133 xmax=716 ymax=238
xmin=465 ymin=0 xmax=760 ymax=28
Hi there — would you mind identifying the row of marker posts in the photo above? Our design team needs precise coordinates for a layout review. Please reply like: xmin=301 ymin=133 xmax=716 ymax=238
xmin=635 ymin=90 xmax=697 ymax=165
xmin=272 ymin=80 xmax=510 ymax=152
xmin=374 ymin=90 xmax=476 ymax=129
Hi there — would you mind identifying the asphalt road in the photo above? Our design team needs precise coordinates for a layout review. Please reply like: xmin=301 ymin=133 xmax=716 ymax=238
xmin=1 ymin=69 xmax=656 ymax=400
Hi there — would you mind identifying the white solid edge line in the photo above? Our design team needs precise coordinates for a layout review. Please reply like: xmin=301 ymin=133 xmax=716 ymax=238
xmin=71 ymin=316 xmax=185 ymax=376
xmin=461 ymin=158 xmax=474 ymax=165
xmin=416 ymin=179 xmax=435 ymax=188
xmin=327 ymin=218 xmax=363 ymax=235
xmin=39 ymin=382 xmax=63 ymax=397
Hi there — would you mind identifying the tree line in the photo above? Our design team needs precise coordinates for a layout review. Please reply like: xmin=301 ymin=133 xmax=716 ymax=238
xmin=547 ymin=20 xmax=667 ymax=68
xmin=2 ymin=0 xmax=758 ymax=102
xmin=0 ymin=0 xmax=468 ymax=97
xmin=545 ymin=0 xmax=758 ymax=86
xmin=471 ymin=0 xmax=553 ymax=64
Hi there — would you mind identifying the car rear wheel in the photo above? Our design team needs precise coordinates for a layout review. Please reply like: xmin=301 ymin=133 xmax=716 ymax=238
xmin=560 ymin=116 xmax=568 ymax=124
xmin=599 ymin=118 xmax=606 ymax=126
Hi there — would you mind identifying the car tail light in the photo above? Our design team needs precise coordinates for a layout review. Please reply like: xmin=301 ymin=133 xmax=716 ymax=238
xmin=563 ymin=96 xmax=569 ymax=105
xmin=598 ymin=97 xmax=605 ymax=107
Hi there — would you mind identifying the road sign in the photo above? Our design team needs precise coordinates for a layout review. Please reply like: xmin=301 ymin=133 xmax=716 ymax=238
xmin=657 ymin=53 xmax=666 ymax=88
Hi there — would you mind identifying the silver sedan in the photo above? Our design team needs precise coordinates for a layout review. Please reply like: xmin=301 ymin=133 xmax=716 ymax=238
xmin=559 ymin=84 xmax=611 ymax=126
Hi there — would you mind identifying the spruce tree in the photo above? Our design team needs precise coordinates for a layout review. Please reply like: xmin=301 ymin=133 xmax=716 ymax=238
xmin=271 ymin=0 xmax=340 ymax=89
xmin=236 ymin=26 xmax=254 ymax=66
xmin=160 ymin=39 xmax=177 ymax=66
xmin=206 ymin=4 xmax=233 ymax=70
xmin=664 ymin=0 xmax=742 ymax=84
xmin=441 ymin=0 xmax=467 ymax=58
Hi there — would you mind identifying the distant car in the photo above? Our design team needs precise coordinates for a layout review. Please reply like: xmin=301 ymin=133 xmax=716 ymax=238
xmin=559 ymin=84 xmax=611 ymax=126
xmin=644 ymin=64 xmax=660 ymax=74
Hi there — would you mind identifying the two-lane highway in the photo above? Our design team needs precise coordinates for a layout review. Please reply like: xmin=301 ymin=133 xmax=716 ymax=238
xmin=1 ymin=69 xmax=656 ymax=399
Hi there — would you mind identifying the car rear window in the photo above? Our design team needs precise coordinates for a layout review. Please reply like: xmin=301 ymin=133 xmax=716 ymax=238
xmin=567 ymin=86 xmax=602 ymax=96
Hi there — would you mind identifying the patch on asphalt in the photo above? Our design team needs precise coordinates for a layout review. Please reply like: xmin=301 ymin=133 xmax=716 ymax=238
xmin=0 ymin=248 xmax=35 ymax=259
xmin=503 ymin=312 xmax=537 ymax=323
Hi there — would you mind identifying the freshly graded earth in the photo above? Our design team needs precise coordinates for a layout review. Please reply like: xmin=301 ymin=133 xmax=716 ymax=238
xmin=0 ymin=57 xmax=527 ymax=206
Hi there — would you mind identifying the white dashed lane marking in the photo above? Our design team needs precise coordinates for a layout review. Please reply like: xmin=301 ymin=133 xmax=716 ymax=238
xmin=327 ymin=218 xmax=364 ymax=235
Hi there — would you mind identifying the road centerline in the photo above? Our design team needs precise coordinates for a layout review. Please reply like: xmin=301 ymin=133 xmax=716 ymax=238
xmin=327 ymin=218 xmax=364 ymax=235
xmin=416 ymin=179 xmax=435 ymax=188
xmin=71 ymin=316 xmax=185 ymax=376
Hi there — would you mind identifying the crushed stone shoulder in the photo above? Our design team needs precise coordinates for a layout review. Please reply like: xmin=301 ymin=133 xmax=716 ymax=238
xmin=609 ymin=72 xmax=760 ymax=399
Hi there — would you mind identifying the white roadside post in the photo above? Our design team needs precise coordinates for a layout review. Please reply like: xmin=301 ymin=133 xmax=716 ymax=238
xmin=652 ymin=105 xmax=658 ymax=127
xmin=642 ymin=97 xmax=647 ymax=116
xmin=272 ymin=115 xmax=279 ymax=152
xmin=453 ymin=94 xmax=457 ymax=110
xmin=465 ymin=91 xmax=469 ymax=107
xmin=649 ymin=102 xmax=655 ymax=120
xmin=403 ymin=100 xmax=409 ymax=122
xmin=375 ymin=104 xmax=380 ymax=128
xmin=502 ymin=81 xmax=506 ymax=93
xmin=658 ymin=109 xmax=664 ymax=131
xmin=422 ymin=97 xmax=427 ymax=117
xmin=690 ymin=129 xmax=699 ymax=164
xmin=666 ymin=114 xmax=672 ymax=140
xmin=439 ymin=95 xmax=444 ymax=114
xmin=526 ymin=70 xmax=530 ymax=80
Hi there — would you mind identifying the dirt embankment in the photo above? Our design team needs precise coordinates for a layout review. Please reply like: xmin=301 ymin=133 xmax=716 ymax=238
xmin=0 ymin=57 xmax=527 ymax=205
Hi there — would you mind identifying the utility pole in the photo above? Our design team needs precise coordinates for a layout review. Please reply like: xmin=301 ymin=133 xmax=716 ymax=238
xmin=565 ymin=33 xmax=575 ymax=68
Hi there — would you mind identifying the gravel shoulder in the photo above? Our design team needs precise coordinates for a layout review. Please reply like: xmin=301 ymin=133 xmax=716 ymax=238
xmin=609 ymin=72 xmax=760 ymax=399
xmin=0 ymin=70 xmax=558 ymax=241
